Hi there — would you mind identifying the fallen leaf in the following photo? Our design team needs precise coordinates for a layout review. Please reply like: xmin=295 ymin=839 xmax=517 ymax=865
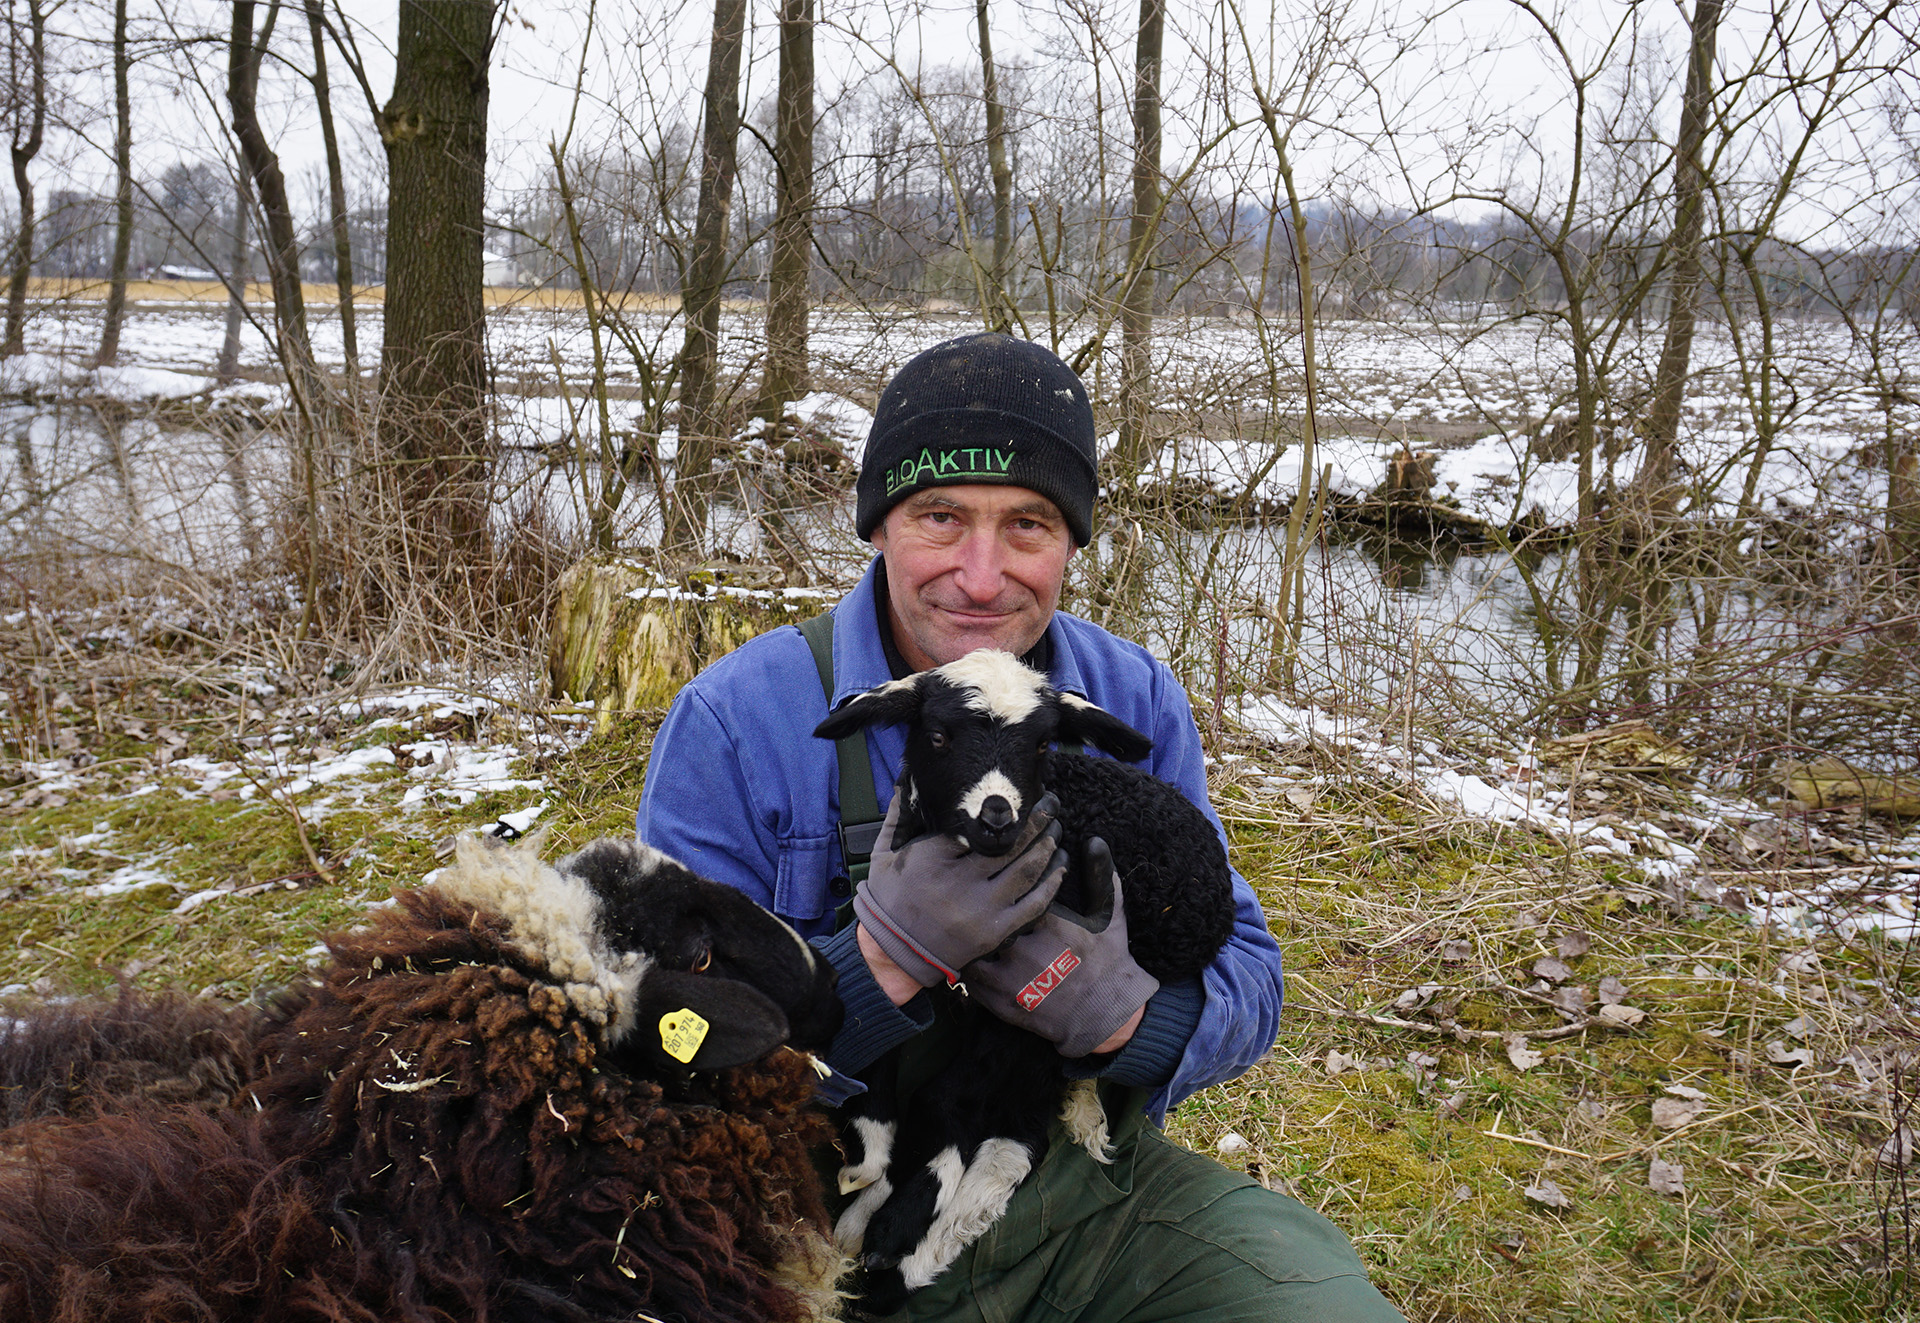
xmin=1556 ymin=930 xmax=1593 ymax=959
xmin=1551 ymin=985 xmax=1591 ymax=1016
xmin=1438 ymin=1091 xmax=1469 ymax=1118
xmin=1780 ymin=1016 xmax=1810 ymax=1040
xmin=1764 ymin=1040 xmax=1813 ymax=1067
xmin=1778 ymin=950 xmax=1822 ymax=975
xmin=1532 ymin=956 xmax=1575 ymax=984
xmin=1285 ymin=787 xmax=1316 ymax=809
xmin=1597 ymin=975 xmax=1629 ymax=1005
xmin=1451 ymin=1183 xmax=1473 ymax=1203
xmin=1523 ymin=1177 xmax=1572 ymax=1210
xmin=1325 ymin=1049 xmax=1366 ymax=1076
xmin=1648 ymin=1157 xmax=1686 ymax=1196
xmin=1216 ymin=1131 xmax=1251 ymax=1156
xmin=1662 ymin=1084 xmax=1708 ymax=1102
xmin=1393 ymin=982 xmax=1443 ymax=1013
xmin=1505 ymin=1034 xmax=1544 ymax=1071
xmin=1651 ymin=1097 xmax=1706 ymax=1130
xmin=1596 ymin=1003 xmax=1647 ymax=1027
xmin=1439 ymin=939 xmax=1474 ymax=963
xmin=1878 ymin=1125 xmax=1914 ymax=1169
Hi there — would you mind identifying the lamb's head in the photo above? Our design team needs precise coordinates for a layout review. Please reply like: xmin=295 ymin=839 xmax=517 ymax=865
xmin=442 ymin=834 xmax=841 ymax=1073
xmin=813 ymin=649 xmax=1153 ymax=855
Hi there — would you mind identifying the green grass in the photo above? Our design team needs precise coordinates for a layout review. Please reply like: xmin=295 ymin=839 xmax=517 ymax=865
xmin=1 ymin=676 xmax=1907 ymax=1320
xmin=1161 ymin=767 xmax=1909 ymax=1321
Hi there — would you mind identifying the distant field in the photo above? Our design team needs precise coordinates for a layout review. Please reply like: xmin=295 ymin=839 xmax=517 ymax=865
xmin=20 ymin=276 xmax=688 ymax=311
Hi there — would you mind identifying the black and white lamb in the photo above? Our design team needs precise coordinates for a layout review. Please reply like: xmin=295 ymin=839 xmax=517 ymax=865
xmin=0 ymin=833 xmax=849 ymax=1323
xmin=812 ymin=648 xmax=1236 ymax=1311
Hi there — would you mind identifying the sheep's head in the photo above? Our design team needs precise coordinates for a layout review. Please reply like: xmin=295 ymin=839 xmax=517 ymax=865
xmin=443 ymin=835 xmax=841 ymax=1073
xmin=813 ymin=650 xmax=1153 ymax=855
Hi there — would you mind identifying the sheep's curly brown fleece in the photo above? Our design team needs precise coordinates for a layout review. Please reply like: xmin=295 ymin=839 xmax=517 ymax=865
xmin=0 ymin=885 xmax=839 ymax=1323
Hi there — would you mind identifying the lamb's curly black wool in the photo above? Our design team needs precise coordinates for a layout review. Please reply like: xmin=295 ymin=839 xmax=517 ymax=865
xmin=1040 ymin=749 xmax=1235 ymax=981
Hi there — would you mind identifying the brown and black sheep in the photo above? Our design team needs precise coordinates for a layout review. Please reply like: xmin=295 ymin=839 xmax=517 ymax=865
xmin=0 ymin=833 xmax=849 ymax=1323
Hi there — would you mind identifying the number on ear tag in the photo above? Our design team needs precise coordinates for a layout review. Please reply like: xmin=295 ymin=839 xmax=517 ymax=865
xmin=658 ymin=1009 xmax=710 ymax=1064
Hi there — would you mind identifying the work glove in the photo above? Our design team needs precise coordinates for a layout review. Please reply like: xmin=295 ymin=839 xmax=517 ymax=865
xmin=852 ymin=788 xmax=1068 ymax=989
xmin=962 ymin=837 xmax=1160 ymax=1058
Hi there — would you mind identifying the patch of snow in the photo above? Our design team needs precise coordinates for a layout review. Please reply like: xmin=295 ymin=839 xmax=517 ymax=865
xmin=79 ymin=865 xmax=176 ymax=899
xmin=88 ymin=365 xmax=211 ymax=401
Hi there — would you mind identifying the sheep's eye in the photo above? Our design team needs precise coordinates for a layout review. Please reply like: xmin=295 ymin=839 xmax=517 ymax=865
xmin=927 ymin=731 xmax=949 ymax=750
xmin=692 ymin=949 xmax=712 ymax=973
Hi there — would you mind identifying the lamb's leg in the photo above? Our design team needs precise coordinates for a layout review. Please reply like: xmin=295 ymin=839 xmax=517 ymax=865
xmin=832 ymin=1052 xmax=901 ymax=1253
xmin=858 ymin=1015 xmax=1060 ymax=1294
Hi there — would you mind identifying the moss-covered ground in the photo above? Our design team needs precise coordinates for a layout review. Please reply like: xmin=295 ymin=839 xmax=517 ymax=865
xmin=2 ymin=642 xmax=1911 ymax=1321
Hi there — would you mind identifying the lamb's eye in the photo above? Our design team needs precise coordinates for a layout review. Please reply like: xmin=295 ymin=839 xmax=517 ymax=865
xmin=692 ymin=949 xmax=712 ymax=973
xmin=927 ymin=731 xmax=949 ymax=750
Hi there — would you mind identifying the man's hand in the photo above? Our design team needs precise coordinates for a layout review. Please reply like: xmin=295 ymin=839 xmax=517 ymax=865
xmin=853 ymin=789 xmax=1068 ymax=996
xmin=961 ymin=837 xmax=1159 ymax=1057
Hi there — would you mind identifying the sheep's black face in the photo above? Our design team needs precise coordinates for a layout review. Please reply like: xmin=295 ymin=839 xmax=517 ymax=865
xmin=561 ymin=839 xmax=843 ymax=1070
xmin=907 ymin=677 xmax=1056 ymax=856
xmin=813 ymin=650 xmax=1157 ymax=858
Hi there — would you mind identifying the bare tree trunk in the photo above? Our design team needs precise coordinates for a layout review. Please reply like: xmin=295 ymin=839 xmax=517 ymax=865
xmin=1622 ymin=0 xmax=1722 ymax=705
xmin=1118 ymin=0 xmax=1163 ymax=476
xmin=758 ymin=0 xmax=812 ymax=425
xmin=668 ymin=0 xmax=745 ymax=555
xmin=228 ymin=0 xmax=319 ymax=403
xmin=95 ymin=0 xmax=132 ymax=366
xmin=378 ymin=0 xmax=496 ymax=564
xmin=1639 ymin=0 xmax=1723 ymax=501
xmin=216 ymin=162 xmax=250 ymax=384
xmin=976 ymin=0 xmax=1014 ymax=331
xmin=306 ymin=0 xmax=358 ymax=383
xmin=3 ymin=0 xmax=47 ymax=359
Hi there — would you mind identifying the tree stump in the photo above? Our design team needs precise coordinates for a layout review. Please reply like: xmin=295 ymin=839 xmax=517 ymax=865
xmin=549 ymin=558 xmax=830 ymax=729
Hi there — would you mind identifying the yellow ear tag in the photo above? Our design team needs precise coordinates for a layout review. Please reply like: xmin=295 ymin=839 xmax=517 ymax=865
xmin=658 ymin=1009 xmax=710 ymax=1064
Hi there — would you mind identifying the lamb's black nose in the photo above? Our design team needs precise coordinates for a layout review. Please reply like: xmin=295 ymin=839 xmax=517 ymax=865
xmin=979 ymin=796 xmax=1015 ymax=831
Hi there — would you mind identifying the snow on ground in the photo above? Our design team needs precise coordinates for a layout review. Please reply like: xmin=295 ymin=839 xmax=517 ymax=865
xmin=1238 ymin=694 xmax=1920 ymax=942
xmin=2 ymin=676 xmax=592 ymax=921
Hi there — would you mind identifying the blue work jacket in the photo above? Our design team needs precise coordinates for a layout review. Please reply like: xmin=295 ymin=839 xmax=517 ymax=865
xmin=638 ymin=557 xmax=1285 ymax=1120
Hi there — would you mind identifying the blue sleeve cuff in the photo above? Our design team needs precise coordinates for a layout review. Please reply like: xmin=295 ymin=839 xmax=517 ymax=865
xmin=813 ymin=926 xmax=932 ymax=1086
xmin=1065 ymin=977 xmax=1204 ymax=1088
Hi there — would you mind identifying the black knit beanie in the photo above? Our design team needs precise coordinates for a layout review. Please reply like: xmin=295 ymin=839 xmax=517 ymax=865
xmin=857 ymin=333 xmax=1099 ymax=546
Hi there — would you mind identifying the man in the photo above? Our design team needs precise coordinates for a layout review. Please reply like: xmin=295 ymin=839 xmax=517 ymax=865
xmin=640 ymin=333 xmax=1404 ymax=1321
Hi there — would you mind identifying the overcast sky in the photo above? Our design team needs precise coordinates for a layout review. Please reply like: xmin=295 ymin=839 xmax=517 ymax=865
xmin=15 ymin=0 xmax=1915 ymax=246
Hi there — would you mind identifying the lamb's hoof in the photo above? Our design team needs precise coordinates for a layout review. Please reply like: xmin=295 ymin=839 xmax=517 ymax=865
xmin=855 ymin=1262 xmax=911 ymax=1318
xmin=839 ymin=1168 xmax=878 ymax=1195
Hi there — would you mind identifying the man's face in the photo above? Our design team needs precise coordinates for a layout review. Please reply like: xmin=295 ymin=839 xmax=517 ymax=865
xmin=871 ymin=484 xmax=1076 ymax=672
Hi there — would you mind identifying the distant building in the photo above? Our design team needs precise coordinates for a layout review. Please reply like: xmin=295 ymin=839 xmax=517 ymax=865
xmin=483 ymin=250 xmax=528 ymax=287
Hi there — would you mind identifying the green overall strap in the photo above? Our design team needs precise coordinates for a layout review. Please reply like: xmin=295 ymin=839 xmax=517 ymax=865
xmin=798 ymin=612 xmax=885 ymax=891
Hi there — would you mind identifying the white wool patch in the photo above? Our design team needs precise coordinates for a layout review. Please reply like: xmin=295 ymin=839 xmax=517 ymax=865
xmin=838 ymin=1116 xmax=895 ymax=1195
xmin=938 ymin=650 xmax=1048 ymax=723
xmin=900 ymin=1139 xmax=1034 ymax=1289
xmin=1060 ymin=1079 xmax=1114 ymax=1164
xmin=958 ymin=769 xmax=1023 ymax=822
xmin=770 ymin=1230 xmax=854 ymax=1323
xmin=833 ymin=1174 xmax=894 ymax=1254
xmin=437 ymin=834 xmax=648 ymax=1037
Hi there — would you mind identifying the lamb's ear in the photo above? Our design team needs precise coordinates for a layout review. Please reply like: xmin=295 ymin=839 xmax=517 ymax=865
xmin=633 ymin=969 xmax=793 ymax=1071
xmin=1057 ymin=693 xmax=1154 ymax=763
xmin=812 ymin=675 xmax=924 ymax=740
